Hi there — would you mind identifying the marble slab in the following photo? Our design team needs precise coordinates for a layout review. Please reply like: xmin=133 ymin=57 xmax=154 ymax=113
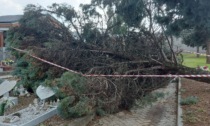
xmin=0 ymin=107 xmax=57 ymax=126
xmin=0 ymin=80 xmax=16 ymax=96
xmin=36 ymin=85 xmax=55 ymax=100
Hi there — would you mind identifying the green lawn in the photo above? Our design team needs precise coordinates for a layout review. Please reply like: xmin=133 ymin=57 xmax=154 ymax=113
xmin=182 ymin=53 xmax=210 ymax=68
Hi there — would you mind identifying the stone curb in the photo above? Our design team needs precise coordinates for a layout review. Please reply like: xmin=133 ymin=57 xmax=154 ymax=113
xmin=0 ymin=71 xmax=12 ymax=76
xmin=0 ymin=107 xmax=58 ymax=126
xmin=177 ymin=77 xmax=183 ymax=126
xmin=0 ymin=75 xmax=13 ymax=79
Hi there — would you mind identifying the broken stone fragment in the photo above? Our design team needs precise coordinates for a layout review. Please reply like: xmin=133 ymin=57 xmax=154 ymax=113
xmin=9 ymin=116 xmax=20 ymax=123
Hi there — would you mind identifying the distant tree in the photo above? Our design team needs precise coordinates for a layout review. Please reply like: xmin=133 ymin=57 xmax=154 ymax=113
xmin=155 ymin=0 xmax=210 ymax=62
xmin=81 ymin=0 xmax=177 ymax=63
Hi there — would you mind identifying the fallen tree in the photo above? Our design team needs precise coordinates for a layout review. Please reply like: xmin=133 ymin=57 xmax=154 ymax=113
xmin=6 ymin=3 xmax=209 ymax=119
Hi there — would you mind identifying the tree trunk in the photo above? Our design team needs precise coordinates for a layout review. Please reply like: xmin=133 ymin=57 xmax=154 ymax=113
xmin=206 ymin=41 xmax=210 ymax=64
xmin=166 ymin=64 xmax=210 ymax=83
xmin=196 ymin=46 xmax=200 ymax=58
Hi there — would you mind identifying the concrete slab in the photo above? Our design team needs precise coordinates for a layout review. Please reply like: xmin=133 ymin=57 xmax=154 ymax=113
xmin=0 ymin=75 xmax=13 ymax=79
xmin=0 ymin=107 xmax=57 ymax=126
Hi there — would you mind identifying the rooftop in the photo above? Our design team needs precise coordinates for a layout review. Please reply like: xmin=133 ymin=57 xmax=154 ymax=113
xmin=0 ymin=15 xmax=23 ymax=23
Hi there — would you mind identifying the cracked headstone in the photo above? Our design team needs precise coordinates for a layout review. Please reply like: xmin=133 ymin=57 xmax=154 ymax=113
xmin=0 ymin=80 xmax=16 ymax=96
xmin=36 ymin=85 xmax=55 ymax=100
xmin=0 ymin=80 xmax=17 ymax=116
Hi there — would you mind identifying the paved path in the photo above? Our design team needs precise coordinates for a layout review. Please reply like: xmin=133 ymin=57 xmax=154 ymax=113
xmin=90 ymin=82 xmax=177 ymax=126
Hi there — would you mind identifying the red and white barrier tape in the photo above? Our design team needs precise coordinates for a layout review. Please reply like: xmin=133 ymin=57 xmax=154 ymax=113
xmin=85 ymin=74 xmax=210 ymax=77
xmin=11 ymin=47 xmax=210 ymax=78
xmin=12 ymin=47 xmax=82 ymax=75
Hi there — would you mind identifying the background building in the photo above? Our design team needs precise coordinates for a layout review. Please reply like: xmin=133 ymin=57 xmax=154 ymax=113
xmin=0 ymin=15 xmax=22 ymax=47
xmin=0 ymin=15 xmax=22 ymax=61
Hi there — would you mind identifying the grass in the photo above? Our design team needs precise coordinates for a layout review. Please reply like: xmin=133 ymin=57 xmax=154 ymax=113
xmin=182 ymin=53 xmax=210 ymax=68
xmin=183 ymin=110 xmax=200 ymax=123
xmin=135 ymin=92 xmax=165 ymax=108
xmin=180 ymin=96 xmax=198 ymax=105
xmin=180 ymin=88 xmax=186 ymax=93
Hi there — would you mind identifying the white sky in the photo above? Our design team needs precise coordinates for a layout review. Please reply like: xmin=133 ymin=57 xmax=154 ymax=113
xmin=0 ymin=0 xmax=91 ymax=16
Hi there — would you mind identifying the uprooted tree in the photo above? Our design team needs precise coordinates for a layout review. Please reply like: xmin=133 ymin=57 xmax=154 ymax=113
xmin=6 ymin=1 xmax=209 ymax=119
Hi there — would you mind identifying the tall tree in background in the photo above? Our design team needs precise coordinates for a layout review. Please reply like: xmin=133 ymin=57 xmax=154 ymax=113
xmin=155 ymin=0 xmax=210 ymax=63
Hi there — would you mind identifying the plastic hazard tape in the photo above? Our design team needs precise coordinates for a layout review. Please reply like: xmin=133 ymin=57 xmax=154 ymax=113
xmin=12 ymin=47 xmax=82 ymax=75
xmin=85 ymin=74 xmax=210 ymax=77
xmin=11 ymin=47 xmax=210 ymax=78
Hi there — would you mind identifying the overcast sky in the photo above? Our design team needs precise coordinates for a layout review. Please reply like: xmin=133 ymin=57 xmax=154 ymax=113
xmin=0 ymin=0 xmax=91 ymax=16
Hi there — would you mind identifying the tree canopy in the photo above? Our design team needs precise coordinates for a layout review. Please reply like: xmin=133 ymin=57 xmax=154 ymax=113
xmin=155 ymin=0 xmax=210 ymax=62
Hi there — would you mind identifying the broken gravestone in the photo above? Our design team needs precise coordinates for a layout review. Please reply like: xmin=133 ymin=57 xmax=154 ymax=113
xmin=0 ymin=80 xmax=18 ymax=105
xmin=13 ymin=85 xmax=30 ymax=97
xmin=0 ymin=85 xmax=57 ymax=126
xmin=0 ymin=80 xmax=18 ymax=116
xmin=0 ymin=80 xmax=16 ymax=97
xmin=36 ymin=85 xmax=55 ymax=100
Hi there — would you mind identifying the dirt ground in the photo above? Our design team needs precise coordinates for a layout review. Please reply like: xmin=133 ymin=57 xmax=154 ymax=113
xmin=4 ymin=95 xmax=36 ymax=115
xmin=181 ymin=78 xmax=210 ymax=126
